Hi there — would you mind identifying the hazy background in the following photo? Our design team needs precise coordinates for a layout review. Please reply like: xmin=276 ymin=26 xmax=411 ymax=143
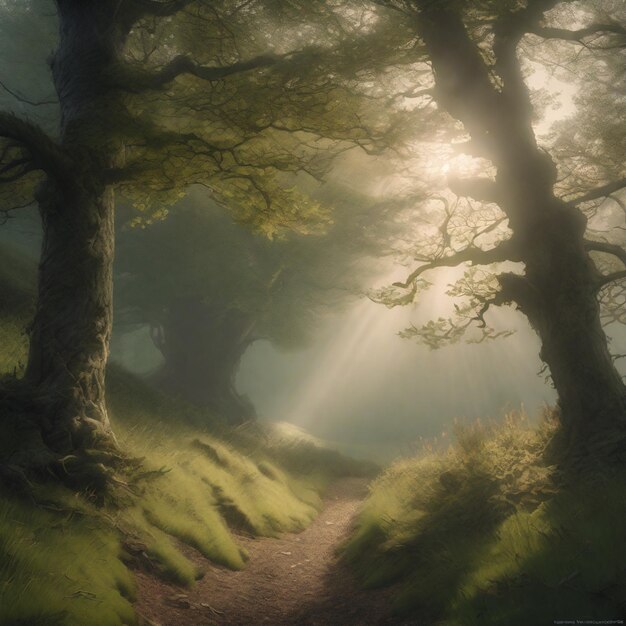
xmin=1 ymin=0 xmax=623 ymax=465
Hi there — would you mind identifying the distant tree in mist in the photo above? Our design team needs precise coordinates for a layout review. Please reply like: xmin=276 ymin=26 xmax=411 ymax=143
xmin=114 ymin=178 xmax=400 ymax=424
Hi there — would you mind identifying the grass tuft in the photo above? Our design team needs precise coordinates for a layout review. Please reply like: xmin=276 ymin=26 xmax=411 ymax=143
xmin=343 ymin=410 xmax=626 ymax=624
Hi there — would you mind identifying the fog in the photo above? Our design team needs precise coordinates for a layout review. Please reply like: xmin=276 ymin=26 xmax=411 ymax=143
xmin=7 ymin=187 xmax=626 ymax=464
xmin=7 ymin=196 xmax=626 ymax=465
xmin=235 ymin=276 xmax=556 ymax=460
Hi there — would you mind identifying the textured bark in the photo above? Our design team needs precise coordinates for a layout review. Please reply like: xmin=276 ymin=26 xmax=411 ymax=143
xmin=26 ymin=178 xmax=116 ymax=452
xmin=502 ymin=204 xmax=626 ymax=442
xmin=22 ymin=1 xmax=128 ymax=454
xmin=151 ymin=298 xmax=257 ymax=425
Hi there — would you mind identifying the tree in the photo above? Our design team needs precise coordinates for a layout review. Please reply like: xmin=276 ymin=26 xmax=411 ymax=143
xmin=368 ymin=0 xmax=626 ymax=455
xmin=113 ymin=176 xmax=398 ymax=424
xmin=0 ymin=0 xmax=401 ymax=477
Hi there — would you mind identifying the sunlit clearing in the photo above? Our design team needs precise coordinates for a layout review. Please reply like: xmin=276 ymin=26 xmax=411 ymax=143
xmin=238 ymin=267 xmax=555 ymax=461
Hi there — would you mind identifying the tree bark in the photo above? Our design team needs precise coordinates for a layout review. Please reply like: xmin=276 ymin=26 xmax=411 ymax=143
xmin=25 ymin=178 xmax=116 ymax=452
xmin=501 ymin=203 xmax=626 ymax=445
xmin=21 ymin=1 xmax=128 ymax=455
xmin=151 ymin=298 xmax=257 ymax=425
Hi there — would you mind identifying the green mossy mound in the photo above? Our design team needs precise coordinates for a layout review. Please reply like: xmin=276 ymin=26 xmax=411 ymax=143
xmin=343 ymin=411 xmax=626 ymax=625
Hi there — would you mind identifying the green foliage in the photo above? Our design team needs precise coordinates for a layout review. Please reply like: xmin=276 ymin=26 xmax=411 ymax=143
xmin=343 ymin=411 xmax=626 ymax=623
xmin=109 ymin=0 xmax=412 ymax=236
xmin=114 ymin=177 xmax=397 ymax=360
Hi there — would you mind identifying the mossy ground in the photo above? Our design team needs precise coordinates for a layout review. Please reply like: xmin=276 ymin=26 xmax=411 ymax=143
xmin=342 ymin=411 xmax=626 ymax=625
xmin=0 ymin=246 xmax=376 ymax=626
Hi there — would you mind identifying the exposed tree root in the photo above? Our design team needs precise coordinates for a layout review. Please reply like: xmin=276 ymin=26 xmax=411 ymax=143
xmin=0 ymin=380 xmax=147 ymax=503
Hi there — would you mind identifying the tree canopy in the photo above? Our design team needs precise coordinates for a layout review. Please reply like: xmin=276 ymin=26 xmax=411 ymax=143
xmin=0 ymin=0 xmax=624 ymax=480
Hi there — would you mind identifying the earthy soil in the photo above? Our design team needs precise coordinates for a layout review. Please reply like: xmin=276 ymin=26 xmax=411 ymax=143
xmin=134 ymin=477 xmax=422 ymax=626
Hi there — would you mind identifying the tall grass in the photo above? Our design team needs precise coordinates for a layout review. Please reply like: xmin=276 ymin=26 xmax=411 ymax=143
xmin=343 ymin=411 xmax=626 ymax=624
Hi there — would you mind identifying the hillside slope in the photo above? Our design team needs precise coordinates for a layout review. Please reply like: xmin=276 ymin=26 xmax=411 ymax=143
xmin=342 ymin=413 xmax=626 ymax=625
xmin=0 ymin=245 xmax=376 ymax=626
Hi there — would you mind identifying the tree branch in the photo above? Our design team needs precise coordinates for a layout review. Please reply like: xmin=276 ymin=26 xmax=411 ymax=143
xmin=0 ymin=113 xmax=69 ymax=182
xmin=116 ymin=52 xmax=283 ymax=92
xmin=529 ymin=23 xmax=626 ymax=42
xmin=598 ymin=270 xmax=626 ymax=289
xmin=473 ymin=290 xmax=509 ymax=327
xmin=492 ymin=0 xmax=561 ymax=116
xmin=567 ymin=178 xmax=626 ymax=206
xmin=584 ymin=239 xmax=626 ymax=267
xmin=0 ymin=79 xmax=57 ymax=107
xmin=394 ymin=239 xmax=518 ymax=289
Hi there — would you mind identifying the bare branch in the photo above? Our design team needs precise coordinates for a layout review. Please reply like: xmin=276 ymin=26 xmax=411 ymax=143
xmin=597 ymin=270 xmax=626 ymax=289
xmin=529 ymin=23 xmax=626 ymax=43
xmin=473 ymin=291 xmax=508 ymax=328
xmin=394 ymin=239 xmax=518 ymax=289
xmin=0 ymin=79 xmax=57 ymax=107
xmin=566 ymin=178 xmax=626 ymax=206
xmin=116 ymin=52 xmax=284 ymax=92
xmin=584 ymin=239 xmax=626 ymax=268
xmin=0 ymin=200 xmax=35 ymax=225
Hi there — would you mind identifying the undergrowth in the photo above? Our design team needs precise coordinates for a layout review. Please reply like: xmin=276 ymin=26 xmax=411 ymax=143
xmin=0 ymin=246 xmax=376 ymax=626
xmin=343 ymin=411 xmax=626 ymax=625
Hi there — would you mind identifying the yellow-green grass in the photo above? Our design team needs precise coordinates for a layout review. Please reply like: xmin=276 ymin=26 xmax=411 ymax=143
xmin=0 ymin=497 xmax=136 ymax=626
xmin=0 ymin=245 xmax=35 ymax=379
xmin=0 ymin=245 xmax=376 ymax=625
xmin=342 ymin=412 xmax=626 ymax=624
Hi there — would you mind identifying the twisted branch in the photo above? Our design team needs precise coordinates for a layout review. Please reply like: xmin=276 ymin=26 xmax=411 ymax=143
xmin=0 ymin=113 xmax=69 ymax=182
xmin=394 ymin=239 xmax=518 ymax=289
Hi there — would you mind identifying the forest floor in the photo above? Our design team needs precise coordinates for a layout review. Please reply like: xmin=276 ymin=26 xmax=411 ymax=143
xmin=134 ymin=477 xmax=420 ymax=626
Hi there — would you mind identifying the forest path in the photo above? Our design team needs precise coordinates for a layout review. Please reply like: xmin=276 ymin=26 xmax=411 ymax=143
xmin=134 ymin=477 xmax=418 ymax=625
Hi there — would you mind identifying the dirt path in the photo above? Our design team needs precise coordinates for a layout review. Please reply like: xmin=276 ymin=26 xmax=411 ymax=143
xmin=134 ymin=478 xmax=420 ymax=625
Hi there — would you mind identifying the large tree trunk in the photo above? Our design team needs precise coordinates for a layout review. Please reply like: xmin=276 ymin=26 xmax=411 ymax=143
xmin=20 ymin=1 xmax=127 ymax=458
xmin=25 ymin=178 xmax=116 ymax=452
xmin=416 ymin=2 xmax=626 ymax=452
xmin=151 ymin=298 xmax=257 ymax=425
xmin=504 ymin=203 xmax=626 ymax=448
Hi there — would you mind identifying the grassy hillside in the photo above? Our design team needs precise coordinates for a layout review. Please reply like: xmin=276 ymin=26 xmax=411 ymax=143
xmin=0 ymin=245 xmax=35 ymax=379
xmin=0 ymin=246 xmax=376 ymax=626
xmin=342 ymin=412 xmax=626 ymax=625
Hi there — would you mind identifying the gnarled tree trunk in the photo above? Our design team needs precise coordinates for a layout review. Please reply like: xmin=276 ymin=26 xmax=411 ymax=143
xmin=504 ymin=202 xmax=626 ymax=447
xmin=26 ymin=177 xmax=116 ymax=452
xmin=151 ymin=297 xmax=257 ymax=425
xmin=416 ymin=2 xmax=626 ymax=453
xmin=20 ymin=1 xmax=128 ymax=458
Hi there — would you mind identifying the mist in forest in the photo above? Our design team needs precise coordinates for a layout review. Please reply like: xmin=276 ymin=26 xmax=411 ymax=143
xmin=238 ymin=300 xmax=552 ymax=455
xmin=0 ymin=199 xmax=559 ymax=462
xmin=1 ymin=0 xmax=624 ymax=466
xmin=5 ymin=174 xmax=626 ymax=463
